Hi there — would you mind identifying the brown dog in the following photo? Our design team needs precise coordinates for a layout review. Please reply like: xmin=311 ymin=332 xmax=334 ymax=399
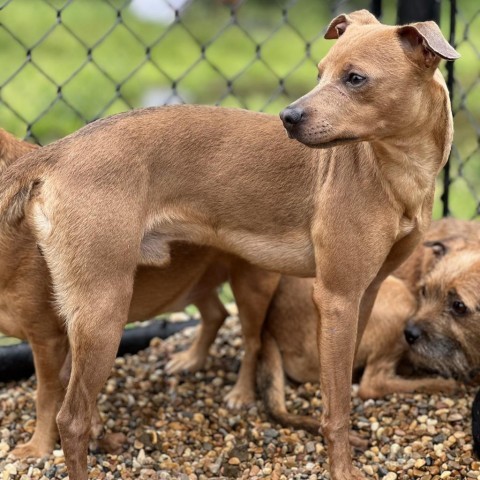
xmin=0 ymin=11 xmax=457 ymax=480
xmin=405 ymin=247 xmax=480 ymax=381
xmin=0 ymin=129 xmax=280 ymax=458
xmin=255 ymin=219 xmax=480 ymax=433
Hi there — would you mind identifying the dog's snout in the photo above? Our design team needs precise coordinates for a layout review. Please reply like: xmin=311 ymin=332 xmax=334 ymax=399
xmin=404 ymin=322 xmax=423 ymax=345
xmin=280 ymin=107 xmax=305 ymax=127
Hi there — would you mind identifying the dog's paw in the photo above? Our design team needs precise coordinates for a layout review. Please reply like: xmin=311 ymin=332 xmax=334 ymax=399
xmin=10 ymin=441 xmax=51 ymax=459
xmin=165 ymin=350 xmax=206 ymax=374
xmin=440 ymin=378 xmax=459 ymax=394
xmin=349 ymin=431 xmax=369 ymax=451
xmin=331 ymin=465 xmax=367 ymax=480
xmin=93 ymin=432 xmax=127 ymax=455
xmin=224 ymin=385 xmax=255 ymax=409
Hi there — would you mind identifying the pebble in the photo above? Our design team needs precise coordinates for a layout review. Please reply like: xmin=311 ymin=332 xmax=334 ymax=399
xmin=0 ymin=314 xmax=478 ymax=479
xmin=383 ymin=473 xmax=397 ymax=480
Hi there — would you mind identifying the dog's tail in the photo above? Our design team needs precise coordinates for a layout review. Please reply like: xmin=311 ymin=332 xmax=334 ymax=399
xmin=257 ymin=329 xmax=322 ymax=435
xmin=0 ymin=135 xmax=52 ymax=225
xmin=0 ymin=128 xmax=39 ymax=172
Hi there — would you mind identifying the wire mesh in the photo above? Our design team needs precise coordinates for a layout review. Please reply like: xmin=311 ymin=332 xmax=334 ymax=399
xmin=441 ymin=0 xmax=480 ymax=218
xmin=0 ymin=0 xmax=478 ymax=348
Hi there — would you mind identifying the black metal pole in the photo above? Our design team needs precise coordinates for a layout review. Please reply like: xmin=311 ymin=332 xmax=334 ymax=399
xmin=442 ymin=0 xmax=457 ymax=217
xmin=397 ymin=0 xmax=441 ymax=24
xmin=370 ymin=0 xmax=382 ymax=19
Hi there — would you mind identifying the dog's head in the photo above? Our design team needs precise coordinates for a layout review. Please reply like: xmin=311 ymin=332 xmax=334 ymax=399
xmin=404 ymin=249 xmax=480 ymax=381
xmin=280 ymin=10 xmax=459 ymax=148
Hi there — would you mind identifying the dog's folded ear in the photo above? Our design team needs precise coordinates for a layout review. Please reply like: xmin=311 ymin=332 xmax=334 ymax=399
xmin=423 ymin=240 xmax=448 ymax=258
xmin=324 ymin=9 xmax=380 ymax=39
xmin=398 ymin=21 xmax=460 ymax=68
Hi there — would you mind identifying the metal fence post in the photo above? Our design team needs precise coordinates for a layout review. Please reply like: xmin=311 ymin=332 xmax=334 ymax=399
xmin=370 ymin=0 xmax=382 ymax=19
xmin=397 ymin=0 xmax=455 ymax=218
xmin=396 ymin=0 xmax=441 ymax=24
xmin=442 ymin=0 xmax=457 ymax=217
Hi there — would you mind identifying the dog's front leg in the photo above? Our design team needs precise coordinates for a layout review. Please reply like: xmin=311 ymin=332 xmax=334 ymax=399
xmin=166 ymin=293 xmax=229 ymax=374
xmin=313 ymin=279 xmax=366 ymax=480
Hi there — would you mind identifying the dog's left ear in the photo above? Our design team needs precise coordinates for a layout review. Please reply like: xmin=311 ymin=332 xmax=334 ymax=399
xmin=397 ymin=21 xmax=460 ymax=68
xmin=324 ymin=10 xmax=380 ymax=39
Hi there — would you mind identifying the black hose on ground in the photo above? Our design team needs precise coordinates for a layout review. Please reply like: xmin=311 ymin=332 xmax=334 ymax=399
xmin=0 ymin=318 xmax=199 ymax=382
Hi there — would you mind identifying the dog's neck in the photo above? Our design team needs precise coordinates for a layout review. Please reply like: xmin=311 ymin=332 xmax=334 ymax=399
xmin=369 ymin=81 xmax=452 ymax=228
xmin=366 ymin=136 xmax=442 ymax=239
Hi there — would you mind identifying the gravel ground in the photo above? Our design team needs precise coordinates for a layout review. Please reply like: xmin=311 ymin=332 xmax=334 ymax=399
xmin=0 ymin=308 xmax=478 ymax=480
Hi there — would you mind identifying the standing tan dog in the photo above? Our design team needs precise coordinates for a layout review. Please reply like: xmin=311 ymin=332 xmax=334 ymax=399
xmin=255 ymin=219 xmax=480 ymax=433
xmin=0 ymin=11 xmax=458 ymax=480
xmin=0 ymin=130 xmax=280 ymax=458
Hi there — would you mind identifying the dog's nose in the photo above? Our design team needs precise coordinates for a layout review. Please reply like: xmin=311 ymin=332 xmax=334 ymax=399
xmin=404 ymin=322 xmax=423 ymax=345
xmin=280 ymin=107 xmax=305 ymax=127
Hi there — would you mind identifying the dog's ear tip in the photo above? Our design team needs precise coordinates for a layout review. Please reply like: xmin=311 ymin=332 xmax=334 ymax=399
xmin=447 ymin=51 xmax=461 ymax=61
xmin=398 ymin=22 xmax=460 ymax=63
xmin=324 ymin=10 xmax=379 ymax=40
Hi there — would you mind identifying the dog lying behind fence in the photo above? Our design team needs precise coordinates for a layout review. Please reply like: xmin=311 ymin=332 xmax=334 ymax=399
xmin=0 ymin=129 xmax=283 ymax=458
xmin=0 ymin=10 xmax=458 ymax=480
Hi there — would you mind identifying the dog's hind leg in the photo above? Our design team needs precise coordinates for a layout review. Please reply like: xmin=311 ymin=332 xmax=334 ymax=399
xmin=55 ymin=278 xmax=134 ymax=480
xmin=225 ymin=263 xmax=281 ymax=409
xmin=11 ymin=330 xmax=69 ymax=458
xmin=59 ymin=350 xmax=127 ymax=455
xmin=36 ymin=210 xmax=141 ymax=480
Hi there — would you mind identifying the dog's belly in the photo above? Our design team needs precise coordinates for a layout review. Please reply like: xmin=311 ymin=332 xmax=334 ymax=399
xmin=143 ymin=220 xmax=316 ymax=277
xmin=218 ymin=230 xmax=316 ymax=277
xmin=0 ymin=305 xmax=26 ymax=340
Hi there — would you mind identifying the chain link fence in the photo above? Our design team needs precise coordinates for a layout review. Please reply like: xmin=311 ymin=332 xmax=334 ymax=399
xmin=0 ymin=0 xmax=478 ymax=353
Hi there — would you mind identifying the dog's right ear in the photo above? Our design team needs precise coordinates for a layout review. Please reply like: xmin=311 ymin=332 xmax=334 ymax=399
xmin=397 ymin=21 xmax=460 ymax=69
xmin=423 ymin=240 xmax=448 ymax=258
xmin=324 ymin=10 xmax=380 ymax=39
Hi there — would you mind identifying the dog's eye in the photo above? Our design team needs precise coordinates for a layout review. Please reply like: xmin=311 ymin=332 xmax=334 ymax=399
xmin=419 ymin=285 xmax=426 ymax=297
xmin=346 ymin=73 xmax=366 ymax=87
xmin=317 ymin=73 xmax=322 ymax=82
xmin=451 ymin=300 xmax=468 ymax=316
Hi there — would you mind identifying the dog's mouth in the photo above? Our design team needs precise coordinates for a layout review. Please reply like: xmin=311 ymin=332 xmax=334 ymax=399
xmin=285 ymin=130 xmax=359 ymax=149
xmin=407 ymin=343 xmax=472 ymax=382
xmin=308 ymin=137 xmax=359 ymax=149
